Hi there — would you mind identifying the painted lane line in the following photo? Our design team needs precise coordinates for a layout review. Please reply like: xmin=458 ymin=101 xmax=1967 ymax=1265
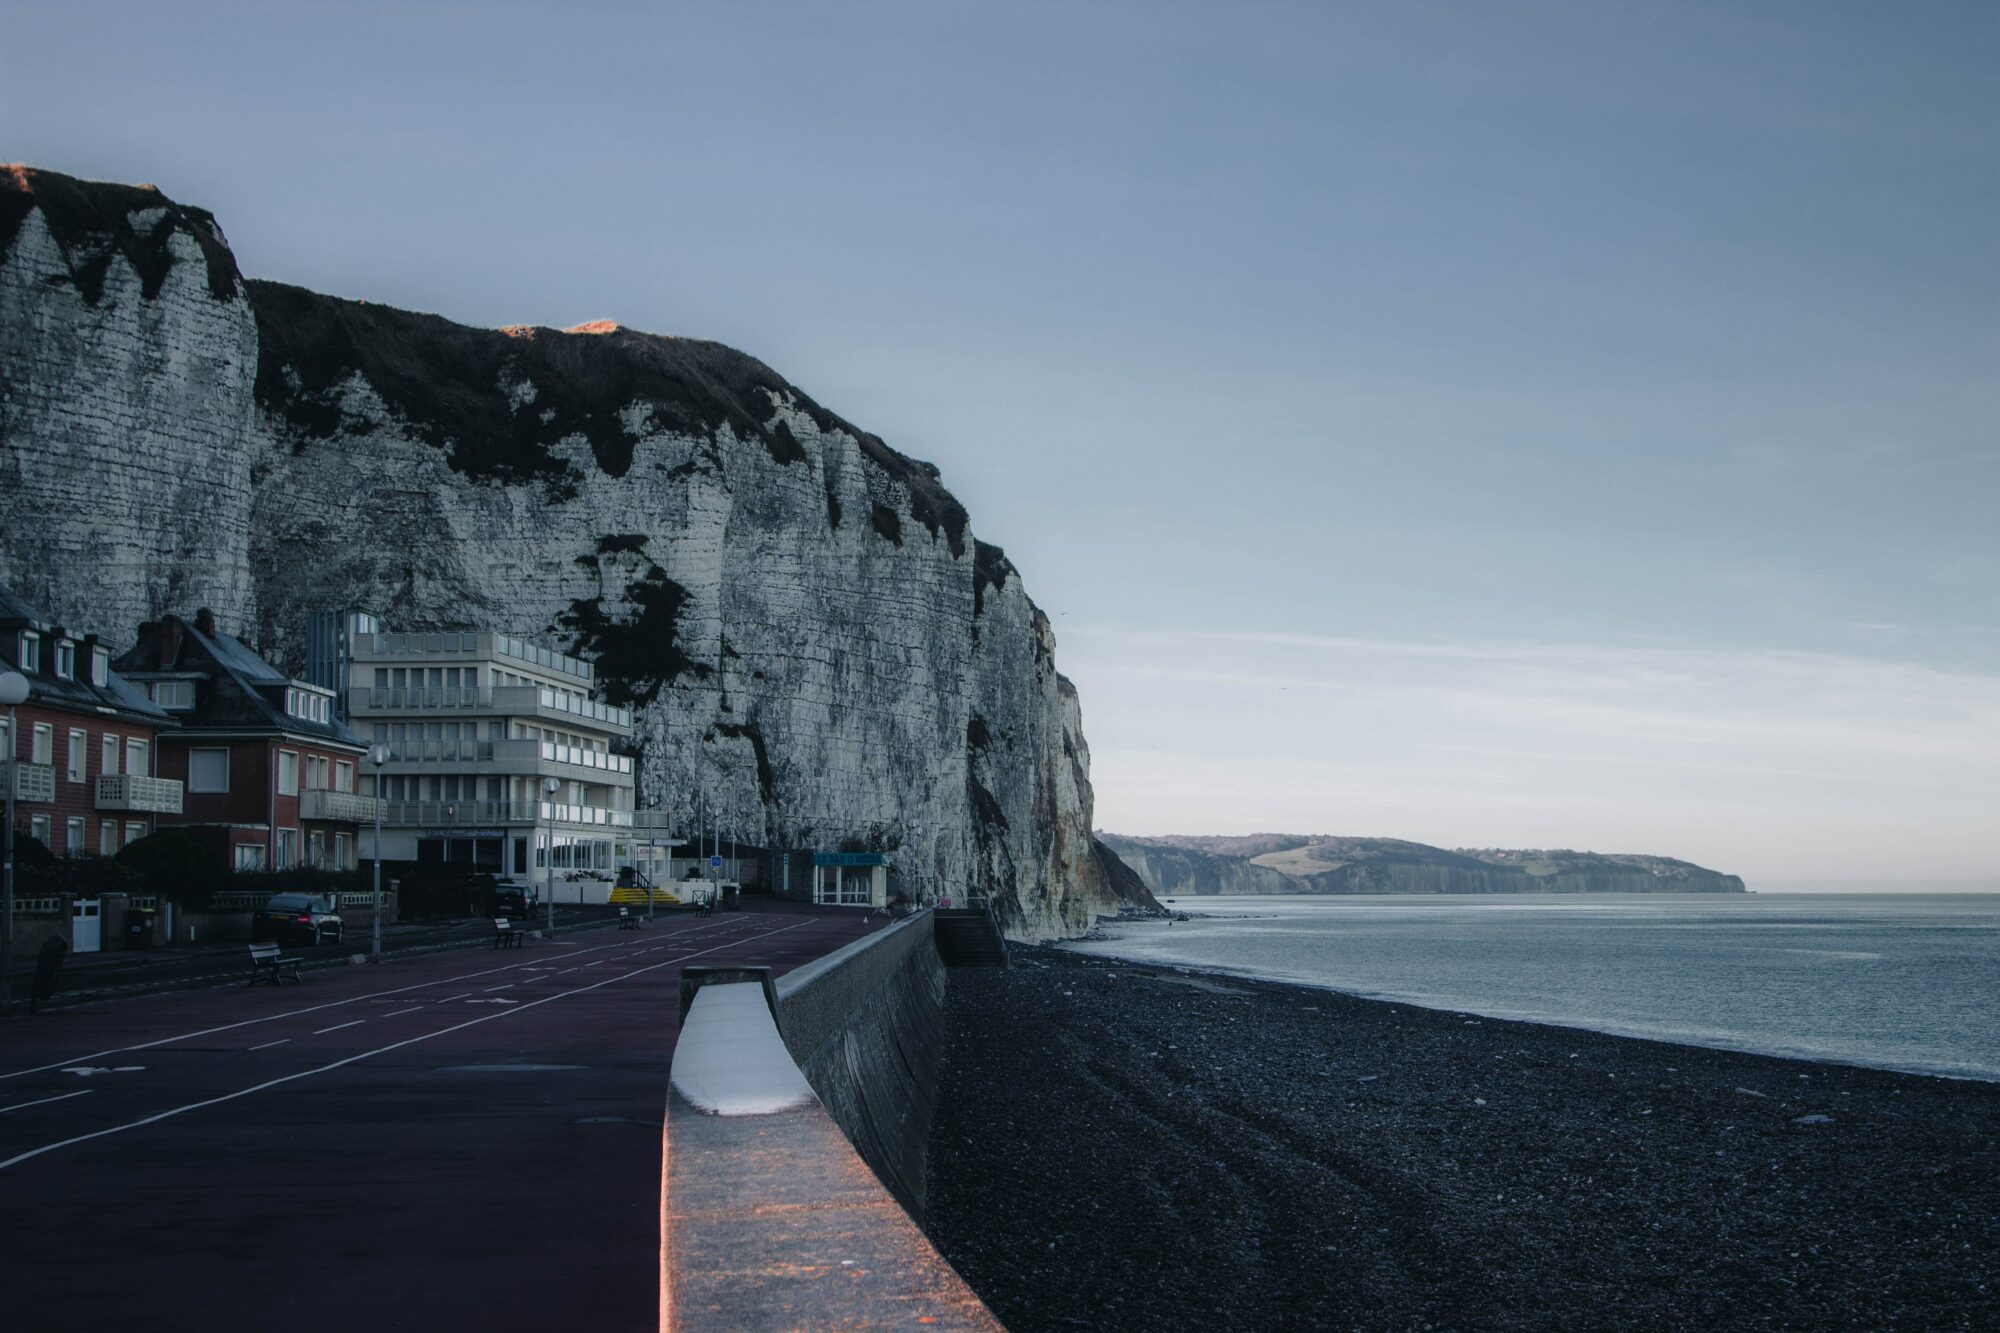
xmin=0 ymin=1090 xmax=93 ymax=1115
xmin=248 ymin=1039 xmax=292 ymax=1052
xmin=379 ymin=1007 xmax=424 ymax=1019
xmin=312 ymin=1021 xmax=367 ymax=1035
xmin=436 ymin=993 xmax=474 ymax=1004
xmin=483 ymin=984 xmax=516 ymax=993
xmin=0 ymin=926 xmax=717 ymax=1083
xmin=0 ymin=921 xmax=807 ymax=1174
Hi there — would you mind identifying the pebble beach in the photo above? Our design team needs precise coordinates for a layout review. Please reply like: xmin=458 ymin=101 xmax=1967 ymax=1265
xmin=925 ymin=944 xmax=2000 ymax=1332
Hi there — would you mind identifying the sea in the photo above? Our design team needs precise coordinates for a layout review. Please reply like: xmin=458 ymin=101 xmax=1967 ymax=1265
xmin=1066 ymin=892 xmax=2000 ymax=1081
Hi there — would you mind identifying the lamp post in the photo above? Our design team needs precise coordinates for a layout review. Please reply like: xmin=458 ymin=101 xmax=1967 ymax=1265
xmin=1 ymin=670 xmax=29 ymax=1018
xmin=543 ymin=776 xmax=560 ymax=939
xmin=368 ymin=743 xmax=389 ymax=963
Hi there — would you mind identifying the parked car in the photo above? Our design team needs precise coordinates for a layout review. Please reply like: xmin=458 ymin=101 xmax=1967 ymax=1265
xmin=252 ymin=894 xmax=345 ymax=947
xmin=490 ymin=880 xmax=537 ymax=920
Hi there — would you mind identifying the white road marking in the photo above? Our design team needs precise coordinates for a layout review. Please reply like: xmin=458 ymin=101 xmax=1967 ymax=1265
xmin=312 ymin=1021 xmax=366 ymax=1035
xmin=0 ymin=927 xmax=724 ymax=1083
xmin=379 ymin=1007 xmax=424 ymax=1019
xmin=0 ymin=921 xmax=807 ymax=1173
xmin=0 ymin=1090 xmax=93 ymax=1115
xmin=249 ymin=1039 xmax=291 ymax=1051
xmin=483 ymin=984 xmax=516 ymax=992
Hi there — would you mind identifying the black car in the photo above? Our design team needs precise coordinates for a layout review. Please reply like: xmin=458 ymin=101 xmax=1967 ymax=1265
xmin=489 ymin=881 xmax=537 ymax=920
xmin=252 ymin=893 xmax=345 ymax=946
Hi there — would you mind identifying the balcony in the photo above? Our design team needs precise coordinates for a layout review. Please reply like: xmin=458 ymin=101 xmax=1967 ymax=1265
xmin=378 ymin=800 xmax=633 ymax=831
xmin=95 ymin=773 xmax=185 ymax=814
xmin=299 ymin=789 xmax=381 ymax=823
xmin=351 ymin=685 xmax=632 ymax=733
xmin=7 ymin=762 xmax=55 ymax=803
xmin=352 ymin=630 xmax=595 ymax=685
xmin=378 ymin=738 xmax=633 ymax=778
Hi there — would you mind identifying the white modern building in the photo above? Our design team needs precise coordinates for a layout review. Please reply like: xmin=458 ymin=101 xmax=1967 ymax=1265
xmin=312 ymin=613 xmax=638 ymax=879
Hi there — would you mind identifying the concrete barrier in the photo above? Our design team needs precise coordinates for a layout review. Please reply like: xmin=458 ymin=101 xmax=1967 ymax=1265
xmin=661 ymin=911 xmax=996 ymax=1331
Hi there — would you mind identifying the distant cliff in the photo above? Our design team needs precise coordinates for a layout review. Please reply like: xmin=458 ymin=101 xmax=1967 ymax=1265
xmin=1100 ymin=833 xmax=1746 ymax=896
xmin=0 ymin=164 xmax=1151 ymax=939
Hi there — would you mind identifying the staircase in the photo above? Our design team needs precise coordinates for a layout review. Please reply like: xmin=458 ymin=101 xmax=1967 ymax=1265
xmin=609 ymin=885 xmax=681 ymax=907
xmin=932 ymin=903 xmax=1009 ymax=968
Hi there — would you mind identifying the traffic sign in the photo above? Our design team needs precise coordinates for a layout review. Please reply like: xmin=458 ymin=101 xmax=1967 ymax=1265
xmin=709 ymin=855 xmax=722 ymax=868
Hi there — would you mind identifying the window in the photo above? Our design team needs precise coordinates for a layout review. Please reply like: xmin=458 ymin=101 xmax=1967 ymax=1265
xmin=335 ymin=833 xmax=353 ymax=870
xmin=125 ymin=737 xmax=148 ymax=778
xmin=91 ymin=648 xmax=109 ymax=687
xmin=305 ymin=754 xmax=330 ymax=790
xmin=55 ymin=640 xmax=74 ymax=680
xmin=278 ymin=750 xmax=299 ymax=796
xmin=31 ymin=723 xmax=52 ymax=765
xmin=276 ymin=829 xmax=299 ymax=868
xmin=188 ymin=749 xmax=229 ymax=793
xmin=151 ymin=680 xmax=194 ymax=710
xmin=67 ymin=730 xmax=87 ymax=783
xmin=101 ymin=735 xmax=119 ymax=776
xmin=30 ymin=814 xmax=51 ymax=847
xmin=125 ymin=821 xmax=145 ymax=847
xmin=234 ymin=844 xmax=266 ymax=871
xmin=308 ymin=831 xmax=325 ymax=867
xmin=100 ymin=822 xmax=118 ymax=856
xmin=18 ymin=632 xmax=39 ymax=672
xmin=334 ymin=760 xmax=354 ymax=793
xmin=66 ymin=816 xmax=86 ymax=855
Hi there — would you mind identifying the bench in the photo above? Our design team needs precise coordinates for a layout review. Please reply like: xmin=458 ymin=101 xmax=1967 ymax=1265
xmin=247 ymin=941 xmax=303 ymax=986
xmin=618 ymin=907 xmax=641 ymax=930
xmin=493 ymin=917 xmax=525 ymax=949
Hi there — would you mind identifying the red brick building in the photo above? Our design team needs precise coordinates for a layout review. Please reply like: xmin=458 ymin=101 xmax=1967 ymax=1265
xmin=2 ymin=586 xmax=182 ymax=860
xmin=115 ymin=610 xmax=374 ymax=871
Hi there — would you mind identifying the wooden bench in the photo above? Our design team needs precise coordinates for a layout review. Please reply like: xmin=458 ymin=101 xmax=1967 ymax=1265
xmin=618 ymin=907 xmax=641 ymax=930
xmin=247 ymin=941 xmax=303 ymax=986
xmin=493 ymin=917 xmax=525 ymax=949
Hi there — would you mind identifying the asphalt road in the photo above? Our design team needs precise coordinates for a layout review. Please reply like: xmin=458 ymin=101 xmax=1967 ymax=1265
xmin=0 ymin=903 xmax=884 ymax=1332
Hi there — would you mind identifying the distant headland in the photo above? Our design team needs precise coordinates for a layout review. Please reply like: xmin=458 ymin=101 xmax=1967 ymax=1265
xmin=1099 ymin=832 xmax=1746 ymax=896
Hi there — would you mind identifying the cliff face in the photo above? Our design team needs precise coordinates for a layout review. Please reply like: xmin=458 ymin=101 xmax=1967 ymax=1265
xmin=0 ymin=165 xmax=1120 ymax=939
xmin=1102 ymin=833 xmax=1746 ymax=896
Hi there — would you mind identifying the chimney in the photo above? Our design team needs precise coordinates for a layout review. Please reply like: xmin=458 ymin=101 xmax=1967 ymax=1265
xmin=159 ymin=617 xmax=183 ymax=669
xmin=194 ymin=607 xmax=218 ymax=637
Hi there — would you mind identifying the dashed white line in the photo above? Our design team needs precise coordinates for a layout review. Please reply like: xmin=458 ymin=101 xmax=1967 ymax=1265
xmin=312 ymin=1021 xmax=365 ymax=1035
xmin=483 ymin=984 xmax=516 ymax=993
xmin=0 ymin=921 xmax=807 ymax=1173
xmin=248 ymin=1039 xmax=291 ymax=1052
xmin=0 ymin=1090 xmax=93 ymax=1115
xmin=379 ymin=1008 xmax=423 ymax=1019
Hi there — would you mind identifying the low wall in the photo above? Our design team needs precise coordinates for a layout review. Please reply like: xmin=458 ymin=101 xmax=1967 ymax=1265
xmin=774 ymin=911 xmax=947 ymax=1219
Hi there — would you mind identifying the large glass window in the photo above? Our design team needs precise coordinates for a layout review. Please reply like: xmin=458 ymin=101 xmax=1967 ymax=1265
xmin=188 ymin=749 xmax=229 ymax=793
xmin=233 ymin=844 xmax=266 ymax=871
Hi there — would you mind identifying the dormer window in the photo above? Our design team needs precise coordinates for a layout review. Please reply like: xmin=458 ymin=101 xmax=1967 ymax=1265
xmin=17 ymin=631 xmax=39 ymax=673
xmin=151 ymin=681 xmax=195 ymax=710
xmin=54 ymin=640 xmax=74 ymax=680
xmin=91 ymin=648 xmax=109 ymax=687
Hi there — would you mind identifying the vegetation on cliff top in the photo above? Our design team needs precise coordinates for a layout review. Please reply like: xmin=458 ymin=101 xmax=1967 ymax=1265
xmin=0 ymin=165 xmax=240 ymax=303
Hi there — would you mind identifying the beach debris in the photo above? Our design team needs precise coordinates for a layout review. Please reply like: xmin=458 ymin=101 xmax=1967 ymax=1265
xmin=1735 ymin=1087 xmax=1769 ymax=1098
xmin=1793 ymin=1114 xmax=1835 ymax=1125
xmin=1474 ymin=1098 xmax=1487 ymax=1105
xmin=1356 ymin=1075 xmax=1379 ymax=1082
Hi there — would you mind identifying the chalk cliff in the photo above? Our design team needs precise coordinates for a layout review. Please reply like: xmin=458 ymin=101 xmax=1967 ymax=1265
xmin=0 ymin=165 xmax=1132 ymax=938
xmin=1101 ymin=833 xmax=1746 ymax=895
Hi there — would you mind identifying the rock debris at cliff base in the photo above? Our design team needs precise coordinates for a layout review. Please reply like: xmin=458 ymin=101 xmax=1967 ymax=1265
xmin=926 ymin=946 xmax=1999 ymax=1332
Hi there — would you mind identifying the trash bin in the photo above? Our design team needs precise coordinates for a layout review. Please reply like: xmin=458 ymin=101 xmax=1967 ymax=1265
xmin=126 ymin=908 xmax=157 ymax=950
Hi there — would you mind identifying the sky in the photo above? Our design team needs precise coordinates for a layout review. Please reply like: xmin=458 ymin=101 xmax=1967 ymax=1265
xmin=3 ymin=1 xmax=1995 ymax=881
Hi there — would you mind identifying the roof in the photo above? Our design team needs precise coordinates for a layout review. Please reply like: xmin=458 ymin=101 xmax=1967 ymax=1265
xmin=113 ymin=612 xmax=364 ymax=750
xmin=0 ymin=584 xmax=174 ymax=726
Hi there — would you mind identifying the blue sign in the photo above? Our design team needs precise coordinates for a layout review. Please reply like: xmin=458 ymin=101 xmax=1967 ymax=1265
xmin=709 ymin=855 xmax=723 ymax=868
xmin=813 ymin=852 xmax=889 ymax=867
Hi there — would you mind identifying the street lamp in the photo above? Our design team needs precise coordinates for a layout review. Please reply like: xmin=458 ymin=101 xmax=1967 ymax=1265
xmin=542 ymin=776 xmax=560 ymax=939
xmin=368 ymin=742 xmax=389 ymax=963
xmin=1 ymin=669 xmax=29 ymax=1018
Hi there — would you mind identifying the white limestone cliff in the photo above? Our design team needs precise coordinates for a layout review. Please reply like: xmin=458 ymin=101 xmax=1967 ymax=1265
xmin=0 ymin=166 xmax=1128 ymax=939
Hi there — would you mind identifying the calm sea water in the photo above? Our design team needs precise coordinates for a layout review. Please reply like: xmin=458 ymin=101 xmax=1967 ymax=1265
xmin=1067 ymin=894 xmax=2000 ymax=1081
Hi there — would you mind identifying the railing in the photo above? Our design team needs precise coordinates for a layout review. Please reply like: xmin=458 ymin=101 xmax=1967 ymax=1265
xmin=95 ymin=773 xmax=186 ymax=814
xmin=377 ymin=800 xmax=633 ymax=829
xmin=379 ymin=737 xmax=632 ymax=776
xmin=7 ymin=761 xmax=56 ymax=803
xmin=356 ymin=631 xmax=594 ymax=683
xmin=354 ymin=685 xmax=631 ymax=731
xmin=299 ymin=788 xmax=381 ymax=823
xmin=494 ymin=632 xmax=594 ymax=683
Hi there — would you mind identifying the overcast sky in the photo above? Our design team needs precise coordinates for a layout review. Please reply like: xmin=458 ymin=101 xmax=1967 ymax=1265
xmin=4 ymin=1 xmax=1994 ymax=882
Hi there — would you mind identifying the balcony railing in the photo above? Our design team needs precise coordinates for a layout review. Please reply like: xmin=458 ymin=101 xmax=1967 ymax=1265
xmin=378 ymin=800 xmax=634 ymax=830
xmin=354 ymin=685 xmax=631 ymax=731
xmin=95 ymin=773 xmax=185 ymax=814
xmin=378 ymin=738 xmax=633 ymax=776
xmin=354 ymin=631 xmax=594 ymax=684
xmin=7 ymin=762 xmax=55 ymax=803
xmin=299 ymin=789 xmax=381 ymax=823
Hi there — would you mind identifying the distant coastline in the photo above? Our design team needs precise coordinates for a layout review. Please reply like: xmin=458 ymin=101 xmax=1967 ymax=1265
xmin=1100 ymin=831 xmax=1745 ymax=897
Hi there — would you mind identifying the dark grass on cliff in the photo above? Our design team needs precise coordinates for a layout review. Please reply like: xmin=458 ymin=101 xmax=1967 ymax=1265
xmin=926 ymin=945 xmax=1999 ymax=1332
xmin=1 ymin=164 xmax=240 ymax=303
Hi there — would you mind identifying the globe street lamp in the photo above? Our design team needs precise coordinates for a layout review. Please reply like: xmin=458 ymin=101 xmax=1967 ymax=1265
xmin=368 ymin=742 xmax=389 ymax=963
xmin=543 ymin=776 xmax=560 ymax=939
xmin=0 ymin=669 xmax=30 ymax=1018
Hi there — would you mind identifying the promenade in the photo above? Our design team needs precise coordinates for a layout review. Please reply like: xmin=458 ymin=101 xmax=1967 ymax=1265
xmin=1 ymin=902 xmax=883 ymax=1332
